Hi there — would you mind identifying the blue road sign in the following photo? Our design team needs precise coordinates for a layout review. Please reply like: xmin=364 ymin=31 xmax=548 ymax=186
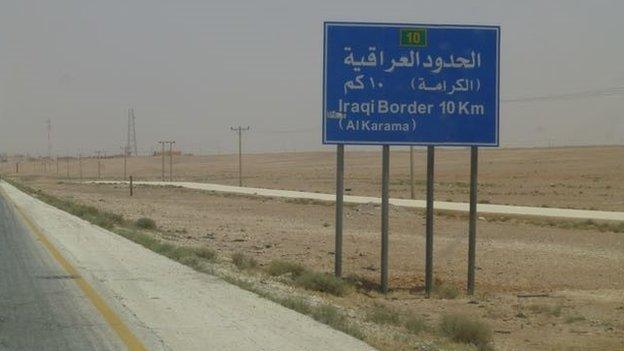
xmin=323 ymin=22 xmax=500 ymax=146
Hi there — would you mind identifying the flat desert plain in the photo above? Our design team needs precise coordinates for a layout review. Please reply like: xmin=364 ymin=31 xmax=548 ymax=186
xmin=4 ymin=146 xmax=624 ymax=350
xmin=6 ymin=146 xmax=623 ymax=211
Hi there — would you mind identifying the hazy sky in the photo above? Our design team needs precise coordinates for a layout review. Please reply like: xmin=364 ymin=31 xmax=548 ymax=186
xmin=1 ymin=0 xmax=623 ymax=156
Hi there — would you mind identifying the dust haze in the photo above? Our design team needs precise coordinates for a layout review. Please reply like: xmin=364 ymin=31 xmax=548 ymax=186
xmin=1 ymin=0 xmax=623 ymax=156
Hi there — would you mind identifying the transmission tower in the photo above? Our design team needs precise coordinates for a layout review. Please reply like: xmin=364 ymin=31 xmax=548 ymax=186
xmin=126 ymin=107 xmax=138 ymax=156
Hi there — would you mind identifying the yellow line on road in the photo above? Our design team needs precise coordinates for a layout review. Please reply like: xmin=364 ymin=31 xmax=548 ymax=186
xmin=1 ymin=187 xmax=148 ymax=351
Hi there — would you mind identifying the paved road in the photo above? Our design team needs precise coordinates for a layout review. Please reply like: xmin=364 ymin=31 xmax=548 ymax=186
xmin=0 ymin=181 xmax=376 ymax=351
xmin=0 ymin=193 xmax=124 ymax=350
xmin=94 ymin=181 xmax=624 ymax=222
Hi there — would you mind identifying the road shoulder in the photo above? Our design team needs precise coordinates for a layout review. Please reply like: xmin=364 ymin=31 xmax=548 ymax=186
xmin=0 ymin=181 xmax=376 ymax=351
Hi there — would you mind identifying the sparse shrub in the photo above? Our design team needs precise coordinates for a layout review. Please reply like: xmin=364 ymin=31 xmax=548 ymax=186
xmin=311 ymin=304 xmax=344 ymax=325
xmin=193 ymin=246 xmax=217 ymax=261
xmin=104 ymin=212 xmax=124 ymax=224
xmin=366 ymin=304 xmax=401 ymax=325
xmin=280 ymin=297 xmax=312 ymax=315
xmin=93 ymin=216 xmax=116 ymax=229
xmin=59 ymin=200 xmax=125 ymax=230
xmin=309 ymin=304 xmax=365 ymax=340
xmin=565 ymin=314 xmax=585 ymax=324
xmin=91 ymin=211 xmax=124 ymax=229
xmin=179 ymin=255 xmax=202 ymax=269
xmin=435 ymin=282 xmax=460 ymax=299
xmin=125 ymin=229 xmax=159 ymax=248
xmin=168 ymin=246 xmax=194 ymax=261
xmin=344 ymin=274 xmax=377 ymax=291
xmin=404 ymin=315 xmax=428 ymax=334
xmin=294 ymin=271 xmax=352 ymax=296
xmin=135 ymin=217 xmax=156 ymax=230
xmin=232 ymin=252 xmax=258 ymax=270
xmin=153 ymin=242 xmax=176 ymax=256
xmin=528 ymin=303 xmax=563 ymax=317
xmin=267 ymin=260 xmax=307 ymax=277
xmin=71 ymin=204 xmax=99 ymax=217
xmin=439 ymin=313 xmax=492 ymax=350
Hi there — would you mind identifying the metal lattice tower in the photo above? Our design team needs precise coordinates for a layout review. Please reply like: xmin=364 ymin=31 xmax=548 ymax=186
xmin=126 ymin=107 xmax=138 ymax=156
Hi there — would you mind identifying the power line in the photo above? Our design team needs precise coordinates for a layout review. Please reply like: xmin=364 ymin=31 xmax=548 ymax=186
xmin=502 ymin=86 xmax=624 ymax=103
xmin=255 ymin=127 xmax=317 ymax=134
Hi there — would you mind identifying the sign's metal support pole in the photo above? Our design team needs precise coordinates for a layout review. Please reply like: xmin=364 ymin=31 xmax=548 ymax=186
xmin=425 ymin=145 xmax=435 ymax=298
xmin=467 ymin=146 xmax=479 ymax=295
xmin=381 ymin=145 xmax=390 ymax=294
xmin=410 ymin=146 xmax=415 ymax=199
xmin=334 ymin=144 xmax=344 ymax=277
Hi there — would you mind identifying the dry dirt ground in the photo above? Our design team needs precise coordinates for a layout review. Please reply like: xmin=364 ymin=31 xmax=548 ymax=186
xmin=4 ymin=146 xmax=624 ymax=211
xmin=14 ymin=176 xmax=624 ymax=351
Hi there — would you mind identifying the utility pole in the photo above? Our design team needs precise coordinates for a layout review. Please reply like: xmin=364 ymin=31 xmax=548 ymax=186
xmin=45 ymin=119 xmax=52 ymax=176
xmin=46 ymin=119 xmax=52 ymax=160
xmin=158 ymin=141 xmax=167 ymax=181
xmin=78 ymin=153 xmax=83 ymax=180
xmin=230 ymin=126 xmax=250 ymax=187
xmin=95 ymin=151 xmax=102 ymax=179
xmin=168 ymin=141 xmax=175 ymax=181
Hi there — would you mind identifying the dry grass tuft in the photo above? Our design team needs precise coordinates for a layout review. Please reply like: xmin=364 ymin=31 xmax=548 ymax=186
xmin=434 ymin=282 xmax=460 ymax=299
xmin=439 ymin=313 xmax=492 ymax=350
xmin=266 ymin=260 xmax=307 ymax=277
xmin=135 ymin=217 xmax=156 ymax=230
xmin=193 ymin=246 xmax=217 ymax=261
xmin=294 ymin=271 xmax=353 ymax=297
xmin=366 ymin=304 xmax=401 ymax=325
xmin=404 ymin=315 xmax=428 ymax=335
xmin=232 ymin=252 xmax=258 ymax=270
xmin=527 ymin=303 xmax=563 ymax=317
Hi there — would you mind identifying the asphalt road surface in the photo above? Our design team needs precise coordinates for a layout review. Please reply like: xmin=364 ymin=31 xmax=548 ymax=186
xmin=0 ymin=180 xmax=376 ymax=351
xmin=0 ymin=194 xmax=124 ymax=350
